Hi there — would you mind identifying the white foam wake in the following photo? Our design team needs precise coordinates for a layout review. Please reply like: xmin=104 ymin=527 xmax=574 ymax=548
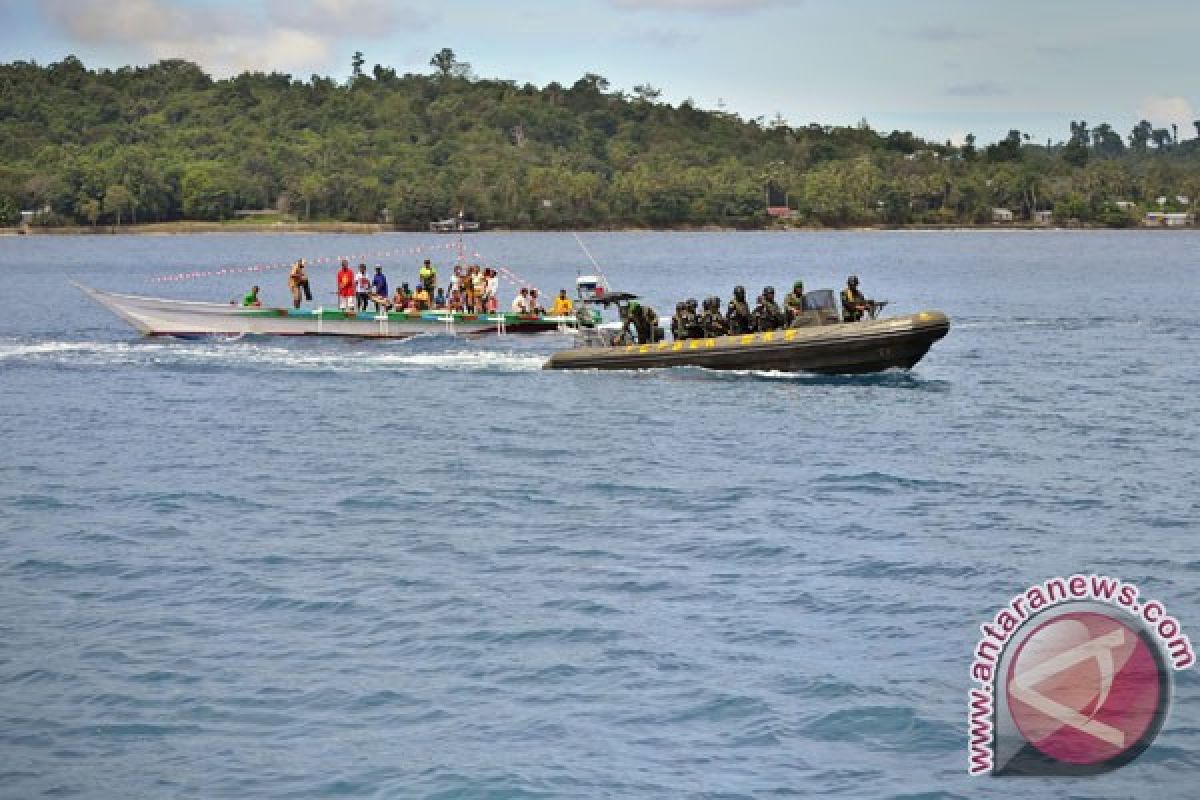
xmin=0 ymin=339 xmax=547 ymax=373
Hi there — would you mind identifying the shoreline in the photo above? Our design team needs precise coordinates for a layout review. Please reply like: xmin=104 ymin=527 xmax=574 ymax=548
xmin=2 ymin=221 xmax=1195 ymax=236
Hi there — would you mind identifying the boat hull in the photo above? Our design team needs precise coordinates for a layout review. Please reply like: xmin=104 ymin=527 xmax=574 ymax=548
xmin=77 ymin=285 xmax=567 ymax=338
xmin=543 ymin=312 xmax=950 ymax=374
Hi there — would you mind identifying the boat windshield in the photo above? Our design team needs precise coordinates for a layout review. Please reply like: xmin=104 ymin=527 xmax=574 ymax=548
xmin=803 ymin=289 xmax=836 ymax=311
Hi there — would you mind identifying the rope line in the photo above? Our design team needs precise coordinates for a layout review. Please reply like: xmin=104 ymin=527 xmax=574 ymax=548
xmin=147 ymin=242 xmax=463 ymax=283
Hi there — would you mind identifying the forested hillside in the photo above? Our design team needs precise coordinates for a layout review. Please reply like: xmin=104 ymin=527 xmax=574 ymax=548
xmin=2 ymin=51 xmax=1199 ymax=228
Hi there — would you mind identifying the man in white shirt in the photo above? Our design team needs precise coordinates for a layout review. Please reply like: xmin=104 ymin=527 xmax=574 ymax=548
xmin=354 ymin=264 xmax=372 ymax=312
xmin=511 ymin=287 xmax=531 ymax=313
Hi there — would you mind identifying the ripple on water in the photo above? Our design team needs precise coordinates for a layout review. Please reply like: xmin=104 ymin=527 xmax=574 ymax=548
xmin=3 ymin=232 xmax=1199 ymax=800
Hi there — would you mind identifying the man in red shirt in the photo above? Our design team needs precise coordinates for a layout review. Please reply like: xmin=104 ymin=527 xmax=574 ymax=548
xmin=336 ymin=259 xmax=356 ymax=312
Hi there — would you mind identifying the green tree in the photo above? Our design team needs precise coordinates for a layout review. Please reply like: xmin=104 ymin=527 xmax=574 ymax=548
xmin=631 ymin=84 xmax=661 ymax=103
xmin=103 ymin=184 xmax=134 ymax=225
xmin=429 ymin=48 xmax=471 ymax=80
xmin=79 ymin=196 xmax=101 ymax=226
xmin=1063 ymin=120 xmax=1089 ymax=167
xmin=1090 ymin=123 xmax=1124 ymax=158
xmin=986 ymin=130 xmax=1024 ymax=163
xmin=0 ymin=194 xmax=19 ymax=225
xmin=1129 ymin=120 xmax=1153 ymax=151
xmin=180 ymin=163 xmax=236 ymax=220
xmin=962 ymin=133 xmax=977 ymax=162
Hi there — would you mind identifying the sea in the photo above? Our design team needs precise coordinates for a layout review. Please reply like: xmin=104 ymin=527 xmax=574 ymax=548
xmin=0 ymin=230 xmax=1197 ymax=799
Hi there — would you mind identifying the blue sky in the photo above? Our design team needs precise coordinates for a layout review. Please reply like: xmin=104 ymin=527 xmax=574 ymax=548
xmin=2 ymin=0 xmax=1198 ymax=145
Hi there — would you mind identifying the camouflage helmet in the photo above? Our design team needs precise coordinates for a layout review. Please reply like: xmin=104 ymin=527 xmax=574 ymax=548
xmin=763 ymin=285 xmax=775 ymax=297
xmin=848 ymin=274 xmax=859 ymax=287
xmin=686 ymin=298 xmax=698 ymax=310
xmin=733 ymin=285 xmax=746 ymax=299
xmin=793 ymin=279 xmax=805 ymax=291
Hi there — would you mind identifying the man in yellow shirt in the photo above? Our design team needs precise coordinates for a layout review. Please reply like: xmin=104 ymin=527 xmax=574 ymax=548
xmin=550 ymin=289 xmax=574 ymax=316
xmin=413 ymin=285 xmax=432 ymax=310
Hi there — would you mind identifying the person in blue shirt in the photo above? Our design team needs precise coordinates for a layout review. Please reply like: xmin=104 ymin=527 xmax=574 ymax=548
xmin=371 ymin=266 xmax=389 ymax=312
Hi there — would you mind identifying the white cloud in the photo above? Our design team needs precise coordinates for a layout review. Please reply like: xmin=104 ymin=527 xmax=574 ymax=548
xmin=149 ymin=28 xmax=334 ymax=77
xmin=40 ymin=0 xmax=412 ymax=76
xmin=264 ymin=0 xmax=426 ymax=37
xmin=1136 ymin=95 xmax=1196 ymax=132
xmin=43 ymin=0 xmax=219 ymax=45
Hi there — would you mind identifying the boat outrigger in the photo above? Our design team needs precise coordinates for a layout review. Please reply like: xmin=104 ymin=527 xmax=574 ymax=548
xmin=77 ymin=284 xmax=571 ymax=339
xmin=542 ymin=276 xmax=949 ymax=374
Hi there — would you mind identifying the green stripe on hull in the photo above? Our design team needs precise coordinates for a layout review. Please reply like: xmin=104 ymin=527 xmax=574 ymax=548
xmin=239 ymin=308 xmax=550 ymax=324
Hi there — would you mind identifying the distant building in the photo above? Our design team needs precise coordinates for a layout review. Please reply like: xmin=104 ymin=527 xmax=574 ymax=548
xmin=767 ymin=205 xmax=793 ymax=218
xmin=991 ymin=208 xmax=1014 ymax=223
xmin=1114 ymin=201 xmax=1137 ymax=211
xmin=19 ymin=205 xmax=49 ymax=225
xmin=1143 ymin=211 xmax=1194 ymax=227
xmin=1032 ymin=210 xmax=1053 ymax=225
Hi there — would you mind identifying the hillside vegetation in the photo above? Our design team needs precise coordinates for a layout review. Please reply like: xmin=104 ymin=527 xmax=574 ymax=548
xmin=2 ymin=51 xmax=1199 ymax=228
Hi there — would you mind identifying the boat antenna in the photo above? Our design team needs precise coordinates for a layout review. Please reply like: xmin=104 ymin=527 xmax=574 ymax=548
xmin=573 ymin=232 xmax=601 ymax=276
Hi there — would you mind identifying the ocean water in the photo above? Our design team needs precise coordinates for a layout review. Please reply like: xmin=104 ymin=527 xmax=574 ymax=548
xmin=0 ymin=230 xmax=1197 ymax=799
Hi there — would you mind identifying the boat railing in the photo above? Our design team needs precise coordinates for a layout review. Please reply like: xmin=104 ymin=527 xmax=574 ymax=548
xmin=486 ymin=314 xmax=507 ymax=336
xmin=430 ymin=312 xmax=457 ymax=335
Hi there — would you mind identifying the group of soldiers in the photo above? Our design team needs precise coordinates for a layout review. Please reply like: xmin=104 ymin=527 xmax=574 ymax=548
xmin=615 ymin=275 xmax=875 ymax=345
xmin=663 ymin=275 xmax=874 ymax=341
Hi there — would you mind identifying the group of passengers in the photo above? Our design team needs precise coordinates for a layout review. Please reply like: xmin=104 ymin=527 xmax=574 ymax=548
xmin=272 ymin=258 xmax=491 ymax=314
xmin=266 ymin=257 xmax=576 ymax=317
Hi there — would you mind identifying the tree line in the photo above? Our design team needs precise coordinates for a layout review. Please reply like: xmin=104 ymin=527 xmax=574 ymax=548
xmin=1 ymin=50 xmax=1199 ymax=229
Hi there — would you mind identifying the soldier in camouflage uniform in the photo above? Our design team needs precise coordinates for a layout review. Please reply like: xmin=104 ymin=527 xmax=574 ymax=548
xmin=754 ymin=286 xmax=786 ymax=332
xmin=726 ymin=285 xmax=753 ymax=334
xmin=670 ymin=302 xmax=689 ymax=341
xmin=700 ymin=296 xmax=728 ymax=337
xmin=684 ymin=298 xmax=704 ymax=339
xmin=783 ymin=280 xmax=806 ymax=323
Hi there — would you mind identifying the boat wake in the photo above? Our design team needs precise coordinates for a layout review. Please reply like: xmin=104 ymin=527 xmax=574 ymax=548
xmin=0 ymin=338 xmax=547 ymax=374
xmin=662 ymin=365 xmax=946 ymax=389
